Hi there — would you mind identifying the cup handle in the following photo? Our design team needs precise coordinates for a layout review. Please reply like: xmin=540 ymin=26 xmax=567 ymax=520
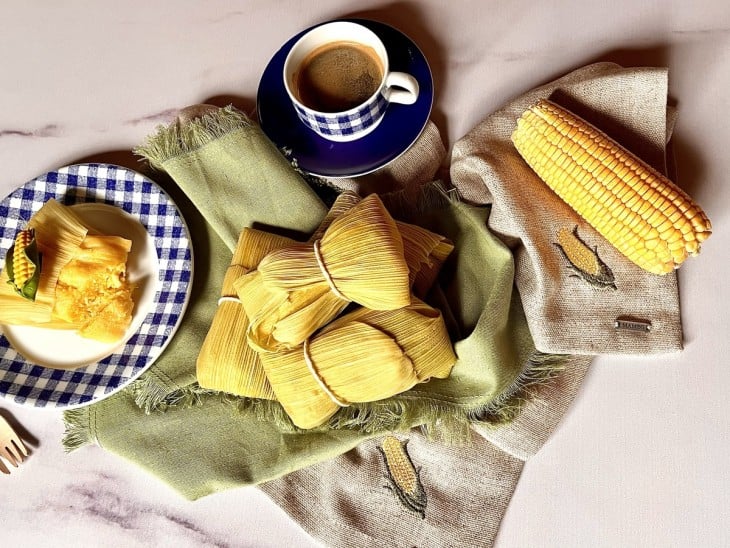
xmin=383 ymin=72 xmax=419 ymax=105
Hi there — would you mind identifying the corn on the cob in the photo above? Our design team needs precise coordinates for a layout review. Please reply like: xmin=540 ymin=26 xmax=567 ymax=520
xmin=12 ymin=230 xmax=35 ymax=286
xmin=511 ymin=99 xmax=712 ymax=274
xmin=5 ymin=228 xmax=41 ymax=301
xmin=1 ymin=200 xmax=88 ymax=326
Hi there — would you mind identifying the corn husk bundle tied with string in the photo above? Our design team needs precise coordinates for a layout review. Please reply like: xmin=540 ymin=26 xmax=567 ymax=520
xmin=196 ymin=228 xmax=295 ymax=399
xmin=240 ymin=192 xmax=454 ymax=352
xmin=258 ymin=299 xmax=457 ymax=429
xmin=329 ymin=191 xmax=454 ymax=294
xmin=257 ymin=193 xmax=411 ymax=309
xmin=312 ymin=192 xmax=454 ymax=294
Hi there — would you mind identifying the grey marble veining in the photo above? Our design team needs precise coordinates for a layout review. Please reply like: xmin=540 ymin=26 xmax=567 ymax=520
xmin=124 ymin=109 xmax=181 ymax=126
xmin=0 ymin=125 xmax=59 ymax=138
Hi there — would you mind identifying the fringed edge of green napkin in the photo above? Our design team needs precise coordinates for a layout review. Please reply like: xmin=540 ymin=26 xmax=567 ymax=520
xmin=328 ymin=350 xmax=567 ymax=443
xmin=127 ymin=378 xmax=218 ymax=414
xmin=134 ymin=105 xmax=253 ymax=170
xmin=62 ymin=406 xmax=95 ymax=452
xmin=469 ymin=350 xmax=567 ymax=425
xmin=134 ymin=103 xmax=337 ymax=207
xmin=61 ymin=390 xmax=295 ymax=452
xmin=61 ymin=349 xmax=566 ymax=452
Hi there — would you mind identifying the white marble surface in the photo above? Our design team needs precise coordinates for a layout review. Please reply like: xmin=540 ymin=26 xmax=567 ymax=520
xmin=1 ymin=1 xmax=729 ymax=546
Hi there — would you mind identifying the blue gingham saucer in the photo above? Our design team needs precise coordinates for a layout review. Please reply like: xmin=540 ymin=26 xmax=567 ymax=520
xmin=0 ymin=164 xmax=193 ymax=409
xmin=257 ymin=19 xmax=434 ymax=178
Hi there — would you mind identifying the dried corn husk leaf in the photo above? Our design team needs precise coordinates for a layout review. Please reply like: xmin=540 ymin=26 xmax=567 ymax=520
xmin=258 ymin=299 xmax=456 ymax=429
xmin=0 ymin=199 xmax=88 ymax=325
xmin=398 ymin=221 xmax=454 ymax=297
xmin=327 ymin=191 xmax=454 ymax=294
xmin=234 ymin=272 xmax=347 ymax=353
xmin=196 ymin=228 xmax=295 ymax=399
xmin=322 ymin=191 xmax=454 ymax=296
xmin=307 ymin=190 xmax=361 ymax=242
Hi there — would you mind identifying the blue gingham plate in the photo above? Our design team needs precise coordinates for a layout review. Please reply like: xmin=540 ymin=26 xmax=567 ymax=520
xmin=0 ymin=163 xmax=193 ymax=408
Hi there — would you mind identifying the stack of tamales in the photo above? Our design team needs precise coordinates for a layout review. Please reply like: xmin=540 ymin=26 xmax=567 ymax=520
xmin=196 ymin=192 xmax=457 ymax=429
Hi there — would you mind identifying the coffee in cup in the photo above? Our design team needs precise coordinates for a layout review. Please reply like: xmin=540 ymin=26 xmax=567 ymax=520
xmin=283 ymin=21 xmax=420 ymax=142
xmin=294 ymin=41 xmax=384 ymax=112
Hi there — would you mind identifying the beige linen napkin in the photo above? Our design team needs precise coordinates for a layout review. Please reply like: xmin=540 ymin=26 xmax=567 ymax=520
xmin=327 ymin=120 xmax=447 ymax=195
xmin=262 ymin=62 xmax=680 ymax=547
xmin=262 ymin=433 xmax=525 ymax=548
xmin=450 ymin=62 xmax=683 ymax=355
xmin=262 ymin=359 xmax=592 ymax=548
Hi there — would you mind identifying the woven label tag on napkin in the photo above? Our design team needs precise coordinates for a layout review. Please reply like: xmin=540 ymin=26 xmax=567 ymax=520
xmin=450 ymin=62 xmax=684 ymax=355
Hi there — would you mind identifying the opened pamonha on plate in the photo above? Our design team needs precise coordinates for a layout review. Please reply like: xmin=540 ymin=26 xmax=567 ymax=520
xmin=0 ymin=164 xmax=192 ymax=408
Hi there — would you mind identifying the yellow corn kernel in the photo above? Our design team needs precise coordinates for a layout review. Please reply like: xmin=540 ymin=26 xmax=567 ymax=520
xmin=511 ymin=99 xmax=712 ymax=274
xmin=12 ymin=229 xmax=36 ymax=287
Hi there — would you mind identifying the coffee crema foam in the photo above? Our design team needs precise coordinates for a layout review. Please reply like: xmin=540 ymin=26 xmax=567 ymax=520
xmin=294 ymin=41 xmax=383 ymax=112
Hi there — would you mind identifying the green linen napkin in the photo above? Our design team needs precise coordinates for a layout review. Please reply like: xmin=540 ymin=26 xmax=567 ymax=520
xmin=63 ymin=105 xmax=559 ymax=499
xmin=124 ymin=106 xmax=328 ymax=411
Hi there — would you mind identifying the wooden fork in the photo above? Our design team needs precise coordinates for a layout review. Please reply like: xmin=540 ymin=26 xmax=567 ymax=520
xmin=0 ymin=415 xmax=28 ymax=473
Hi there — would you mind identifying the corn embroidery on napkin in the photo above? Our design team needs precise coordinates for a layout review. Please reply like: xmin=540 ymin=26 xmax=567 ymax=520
xmin=261 ymin=433 xmax=526 ymax=548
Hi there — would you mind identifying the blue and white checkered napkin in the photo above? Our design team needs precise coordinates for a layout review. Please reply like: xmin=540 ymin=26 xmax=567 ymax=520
xmin=0 ymin=163 xmax=192 ymax=408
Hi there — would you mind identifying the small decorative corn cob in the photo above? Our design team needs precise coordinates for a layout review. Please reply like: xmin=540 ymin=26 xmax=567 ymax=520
xmin=512 ymin=99 xmax=712 ymax=275
xmin=5 ymin=228 xmax=41 ymax=301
